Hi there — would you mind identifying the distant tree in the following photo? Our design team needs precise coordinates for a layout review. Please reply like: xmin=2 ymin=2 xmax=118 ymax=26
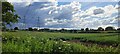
xmin=33 ymin=28 xmax=38 ymax=31
xmin=117 ymin=28 xmax=120 ymax=31
xmin=105 ymin=26 xmax=115 ymax=31
xmin=61 ymin=28 xmax=65 ymax=33
xmin=39 ymin=29 xmax=44 ymax=32
xmin=14 ymin=27 xmax=19 ymax=30
xmin=90 ymin=29 xmax=95 ymax=31
xmin=97 ymin=27 xmax=104 ymax=31
xmin=85 ymin=28 xmax=89 ymax=31
xmin=81 ymin=28 xmax=84 ymax=31
xmin=44 ymin=28 xmax=49 ymax=32
xmin=28 ymin=27 xmax=33 ymax=31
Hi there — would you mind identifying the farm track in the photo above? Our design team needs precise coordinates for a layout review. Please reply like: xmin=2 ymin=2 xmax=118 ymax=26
xmin=51 ymin=37 xmax=118 ymax=48
xmin=67 ymin=40 xmax=118 ymax=48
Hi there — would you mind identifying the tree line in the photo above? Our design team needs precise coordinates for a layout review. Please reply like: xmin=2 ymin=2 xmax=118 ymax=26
xmin=9 ymin=26 xmax=120 ymax=33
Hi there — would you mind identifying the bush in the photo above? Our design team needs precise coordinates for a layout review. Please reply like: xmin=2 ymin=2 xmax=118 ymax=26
xmin=14 ymin=27 xmax=19 ymax=30
xmin=97 ymin=27 xmax=104 ymax=31
xmin=28 ymin=27 xmax=33 ymax=31
xmin=33 ymin=28 xmax=38 ymax=31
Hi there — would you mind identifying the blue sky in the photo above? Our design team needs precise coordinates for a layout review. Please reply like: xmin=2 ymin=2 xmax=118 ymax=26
xmin=57 ymin=2 xmax=118 ymax=10
xmin=7 ymin=0 xmax=119 ymax=29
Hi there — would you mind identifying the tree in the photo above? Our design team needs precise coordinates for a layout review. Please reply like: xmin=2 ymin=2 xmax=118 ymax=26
xmin=61 ymin=28 xmax=65 ymax=33
xmin=28 ymin=27 xmax=33 ymax=31
xmin=44 ymin=28 xmax=49 ymax=32
xmin=85 ymin=28 xmax=89 ymax=31
xmin=33 ymin=28 xmax=38 ymax=31
xmin=81 ymin=28 xmax=84 ymax=31
xmin=97 ymin=27 xmax=104 ymax=31
xmin=105 ymin=26 xmax=115 ymax=31
xmin=2 ymin=2 xmax=20 ymax=29
xmin=14 ymin=27 xmax=19 ymax=30
xmin=117 ymin=28 xmax=120 ymax=31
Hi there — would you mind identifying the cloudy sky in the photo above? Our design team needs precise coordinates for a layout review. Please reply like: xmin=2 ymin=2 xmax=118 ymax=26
xmin=7 ymin=0 xmax=119 ymax=29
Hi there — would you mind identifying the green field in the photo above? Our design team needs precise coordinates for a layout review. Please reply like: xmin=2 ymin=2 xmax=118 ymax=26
xmin=2 ymin=31 xmax=119 ymax=53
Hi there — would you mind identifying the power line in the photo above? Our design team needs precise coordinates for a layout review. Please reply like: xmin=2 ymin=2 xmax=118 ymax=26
xmin=23 ymin=2 xmax=32 ymax=29
xmin=37 ymin=17 xmax=40 ymax=28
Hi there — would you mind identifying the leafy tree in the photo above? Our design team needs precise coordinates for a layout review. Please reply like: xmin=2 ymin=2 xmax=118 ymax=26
xmin=105 ymin=26 xmax=115 ymax=31
xmin=81 ymin=28 xmax=84 ymax=31
xmin=2 ymin=2 xmax=20 ymax=29
xmin=97 ymin=27 xmax=104 ymax=31
xmin=85 ymin=28 xmax=89 ymax=31
xmin=33 ymin=28 xmax=38 ymax=31
xmin=14 ymin=27 xmax=19 ymax=30
xmin=117 ymin=28 xmax=120 ymax=31
xmin=44 ymin=28 xmax=50 ymax=32
xmin=61 ymin=28 xmax=65 ymax=32
xmin=28 ymin=27 xmax=33 ymax=31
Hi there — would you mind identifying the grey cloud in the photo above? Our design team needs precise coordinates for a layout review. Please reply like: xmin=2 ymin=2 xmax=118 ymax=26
xmin=10 ymin=2 xmax=118 ymax=29
xmin=93 ymin=8 xmax=104 ymax=15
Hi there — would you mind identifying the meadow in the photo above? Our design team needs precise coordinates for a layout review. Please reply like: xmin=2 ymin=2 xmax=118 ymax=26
xmin=2 ymin=31 xmax=119 ymax=53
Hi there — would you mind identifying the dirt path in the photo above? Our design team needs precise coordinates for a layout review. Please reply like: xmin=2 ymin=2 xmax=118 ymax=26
xmin=67 ymin=40 xmax=118 ymax=48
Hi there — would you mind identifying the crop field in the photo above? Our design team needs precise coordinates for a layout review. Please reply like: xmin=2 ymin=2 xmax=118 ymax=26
xmin=2 ymin=31 xmax=119 ymax=53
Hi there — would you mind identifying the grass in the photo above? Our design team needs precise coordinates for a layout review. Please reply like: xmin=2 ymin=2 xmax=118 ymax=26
xmin=2 ymin=31 xmax=119 ymax=53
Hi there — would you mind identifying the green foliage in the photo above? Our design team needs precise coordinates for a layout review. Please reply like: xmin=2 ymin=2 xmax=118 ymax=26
xmin=28 ymin=27 xmax=33 ymax=31
xmin=105 ymin=26 xmax=115 ymax=31
xmin=14 ymin=27 xmax=19 ymax=30
xmin=2 ymin=2 xmax=20 ymax=27
xmin=97 ymin=27 xmax=104 ymax=31
xmin=2 ymin=31 xmax=119 ymax=53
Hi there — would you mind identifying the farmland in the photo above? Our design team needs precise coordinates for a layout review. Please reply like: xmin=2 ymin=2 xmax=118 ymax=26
xmin=2 ymin=31 xmax=119 ymax=53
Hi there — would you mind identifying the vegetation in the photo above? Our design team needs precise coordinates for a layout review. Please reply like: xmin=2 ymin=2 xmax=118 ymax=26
xmin=1 ymin=1 xmax=119 ymax=53
xmin=97 ymin=27 xmax=104 ymax=31
xmin=2 ymin=31 xmax=119 ymax=53
xmin=14 ymin=27 xmax=19 ymax=30
xmin=2 ymin=2 xmax=20 ymax=30
xmin=105 ymin=26 xmax=116 ymax=31
xmin=25 ymin=26 xmax=120 ymax=33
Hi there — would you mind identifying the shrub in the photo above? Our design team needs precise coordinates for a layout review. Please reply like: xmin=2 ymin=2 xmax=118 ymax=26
xmin=14 ymin=27 xmax=19 ymax=30
xmin=28 ymin=27 xmax=33 ymax=31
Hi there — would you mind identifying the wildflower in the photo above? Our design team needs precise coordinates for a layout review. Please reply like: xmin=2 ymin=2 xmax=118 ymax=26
xmin=63 ymin=41 xmax=66 ymax=42
xmin=41 ymin=38 xmax=44 ymax=40
xmin=70 ymin=50 xmax=73 ymax=52
xmin=58 ymin=47 xmax=61 ymax=49
xmin=110 ymin=46 xmax=113 ymax=48
xmin=5 ymin=38 xmax=7 ymax=40
xmin=44 ymin=51 xmax=47 ymax=52
xmin=32 ymin=37 xmax=35 ymax=39
xmin=27 ymin=40 xmax=30 ymax=43
xmin=55 ymin=41 xmax=58 ymax=44
xmin=41 ymin=42 xmax=43 ymax=44
xmin=47 ymin=39 xmax=49 ymax=41
xmin=60 ymin=39 xmax=63 ymax=41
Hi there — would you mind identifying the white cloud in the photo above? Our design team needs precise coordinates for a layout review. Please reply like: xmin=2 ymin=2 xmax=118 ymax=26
xmin=7 ymin=0 xmax=57 ymax=2
xmin=11 ymin=1 xmax=118 ymax=29
xmin=71 ymin=4 xmax=118 ymax=29
xmin=36 ymin=1 xmax=81 ymax=27
xmin=8 ymin=0 xmax=58 ymax=7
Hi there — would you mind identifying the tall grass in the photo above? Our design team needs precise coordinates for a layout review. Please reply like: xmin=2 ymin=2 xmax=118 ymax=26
xmin=2 ymin=31 xmax=119 ymax=53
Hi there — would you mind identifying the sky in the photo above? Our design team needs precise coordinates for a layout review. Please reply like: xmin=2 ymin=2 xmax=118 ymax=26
xmin=6 ymin=0 xmax=119 ymax=29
